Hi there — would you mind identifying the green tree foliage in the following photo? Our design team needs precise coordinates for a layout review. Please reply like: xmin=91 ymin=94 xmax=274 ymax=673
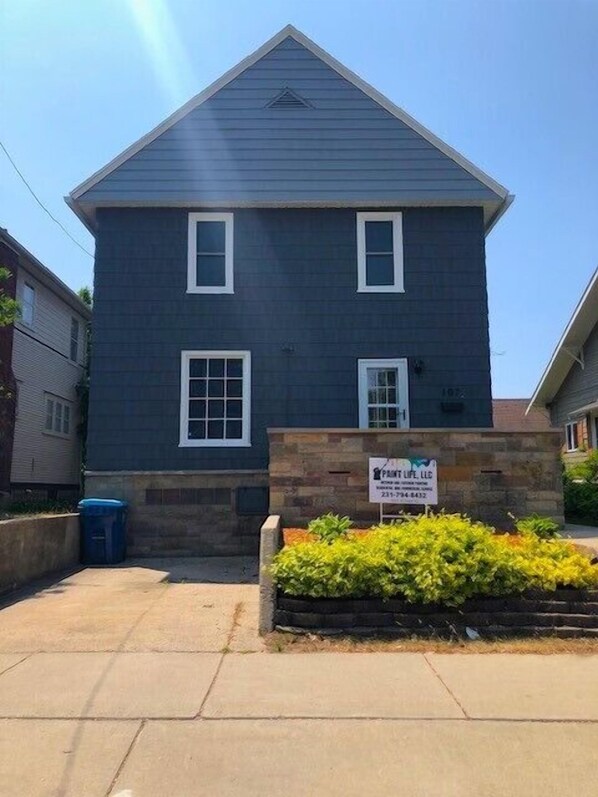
xmin=0 ymin=267 xmax=19 ymax=328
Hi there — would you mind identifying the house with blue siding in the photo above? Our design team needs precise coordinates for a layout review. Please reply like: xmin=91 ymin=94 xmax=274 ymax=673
xmin=68 ymin=25 xmax=512 ymax=555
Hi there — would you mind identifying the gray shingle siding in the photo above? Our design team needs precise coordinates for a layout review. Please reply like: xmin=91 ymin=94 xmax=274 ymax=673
xmin=550 ymin=320 xmax=598 ymax=427
xmin=80 ymin=37 xmax=499 ymax=204
xmin=87 ymin=206 xmax=492 ymax=471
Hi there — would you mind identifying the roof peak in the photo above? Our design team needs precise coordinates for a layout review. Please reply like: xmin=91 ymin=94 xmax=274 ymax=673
xmin=68 ymin=24 xmax=511 ymax=232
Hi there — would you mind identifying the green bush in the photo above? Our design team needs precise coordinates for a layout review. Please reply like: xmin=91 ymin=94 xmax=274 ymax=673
xmin=515 ymin=513 xmax=560 ymax=540
xmin=271 ymin=513 xmax=598 ymax=606
xmin=564 ymin=474 xmax=598 ymax=524
xmin=568 ymin=450 xmax=598 ymax=484
xmin=307 ymin=512 xmax=353 ymax=544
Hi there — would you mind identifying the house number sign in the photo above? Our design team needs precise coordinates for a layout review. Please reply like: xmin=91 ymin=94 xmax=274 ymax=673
xmin=369 ymin=457 xmax=438 ymax=505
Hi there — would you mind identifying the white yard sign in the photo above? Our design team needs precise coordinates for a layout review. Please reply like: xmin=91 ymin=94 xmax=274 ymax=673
xmin=369 ymin=457 xmax=438 ymax=505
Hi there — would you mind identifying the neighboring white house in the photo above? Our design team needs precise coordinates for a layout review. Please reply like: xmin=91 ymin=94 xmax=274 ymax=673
xmin=0 ymin=228 xmax=92 ymax=500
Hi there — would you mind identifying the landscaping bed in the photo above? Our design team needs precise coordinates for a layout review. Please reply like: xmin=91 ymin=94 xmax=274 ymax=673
xmin=269 ymin=513 xmax=598 ymax=639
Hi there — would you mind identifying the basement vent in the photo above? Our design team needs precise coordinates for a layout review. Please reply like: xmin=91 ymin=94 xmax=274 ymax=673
xmin=267 ymin=88 xmax=310 ymax=110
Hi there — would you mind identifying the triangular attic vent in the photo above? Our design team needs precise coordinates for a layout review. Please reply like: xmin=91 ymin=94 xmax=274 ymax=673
xmin=267 ymin=88 xmax=310 ymax=109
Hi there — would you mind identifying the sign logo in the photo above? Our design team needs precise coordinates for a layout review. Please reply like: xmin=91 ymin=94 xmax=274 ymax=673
xmin=369 ymin=457 xmax=438 ymax=505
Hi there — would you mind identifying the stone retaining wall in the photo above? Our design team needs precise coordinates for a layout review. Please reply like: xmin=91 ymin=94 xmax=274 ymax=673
xmin=276 ymin=592 xmax=598 ymax=638
xmin=268 ymin=428 xmax=564 ymax=528
xmin=0 ymin=513 xmax=79 ymax=593
xmin=86 ymin=470 xmax=269 ymax=556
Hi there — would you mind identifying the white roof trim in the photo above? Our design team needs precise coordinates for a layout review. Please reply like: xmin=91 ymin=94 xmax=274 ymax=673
xmin=70 ymin=24 xmax=510 ymax=204
xmin=527 ymin=266 xmax=598 ymax=413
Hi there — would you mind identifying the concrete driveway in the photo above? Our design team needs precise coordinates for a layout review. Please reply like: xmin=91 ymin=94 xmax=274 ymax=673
xmin=0 ymin=558 xmax=596 ymax=796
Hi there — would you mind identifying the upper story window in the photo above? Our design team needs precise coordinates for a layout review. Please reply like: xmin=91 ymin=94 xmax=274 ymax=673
xmin=44 ymin=394 xmax=72 ymax=437
xmin=356 ymin=212 xmax=404 ymax=293
xmin=179 ymin=350 xmax=250 ymax=447
xmin=187 ymin=212 xmax=234 ymax=294
xmin=21 ymin=283 xmax=35 ymax=326
xmin=70 ymin=317 xmax=79 ymax=362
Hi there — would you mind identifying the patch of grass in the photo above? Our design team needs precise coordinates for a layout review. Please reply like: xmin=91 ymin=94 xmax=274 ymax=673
xmin=0 ymin=499 xmax=78 ymax=521
xmin=265 ymin=631 xmax=598 ymax=655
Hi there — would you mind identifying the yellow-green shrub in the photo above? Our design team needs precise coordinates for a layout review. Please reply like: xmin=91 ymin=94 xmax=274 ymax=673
xmin=271 ymin=513 xmax=598 ymax=606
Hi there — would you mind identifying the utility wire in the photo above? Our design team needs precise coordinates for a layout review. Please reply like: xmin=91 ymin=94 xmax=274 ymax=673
xmin=0 ymin=140 xmax=93 ymax=258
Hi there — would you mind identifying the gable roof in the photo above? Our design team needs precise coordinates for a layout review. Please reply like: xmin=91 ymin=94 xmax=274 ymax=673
xmin=68 ymin=24 xmax=512 ymax=233
xmin=527 ymin=266 xmax=598 ymax=412
xmin=0 ymin=227 xmax=92 ymax=319
xmin=493 ymin=399 xmax=553 ymax=431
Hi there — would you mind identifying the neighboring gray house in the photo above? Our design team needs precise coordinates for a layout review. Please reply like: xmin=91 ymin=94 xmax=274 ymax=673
xmin=528 ymin=267 xmax=598 ymax=467
xmin=68 ymin=25 xmax=512 ymax=554
xmin=0 ymin=229 xmax=91 ymax=500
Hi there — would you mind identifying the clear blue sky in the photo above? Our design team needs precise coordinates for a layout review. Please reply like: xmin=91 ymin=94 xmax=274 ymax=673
xmin=1 ymin=0 xmax=597 ymax=398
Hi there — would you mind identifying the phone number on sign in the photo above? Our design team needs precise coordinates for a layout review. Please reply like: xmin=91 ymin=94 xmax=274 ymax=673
xmin=379 ymin=491 xmax=430 ymax=500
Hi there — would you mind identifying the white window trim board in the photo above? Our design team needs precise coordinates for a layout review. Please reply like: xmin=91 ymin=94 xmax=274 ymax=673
xmin=356 ymin=212 xmax=404 ymax=293
xmin=179 ymin=350 xmax=251 ymax=447
xmin=43 ymin=393 xmax=72 ymax=439
xmin=187 ymin=212 xmax=234 ymax=294
xmin=357 ymin=358 xmax=410 ymax=429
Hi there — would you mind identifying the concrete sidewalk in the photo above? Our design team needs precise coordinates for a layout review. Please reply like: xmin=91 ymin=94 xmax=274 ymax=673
xmin=0 ymin=650 xmax=596 ymax=796
xmin=564 ymin=522 xmax=598 ymax=552
xmin=0 ymin=560 xmax=596 ymax=796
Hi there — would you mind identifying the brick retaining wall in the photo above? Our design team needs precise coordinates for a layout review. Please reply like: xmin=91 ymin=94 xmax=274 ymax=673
xmin=275 ymin=592 xmax=598 ymax=639
xmin=268 ymin=428 xmax=564 ymax=528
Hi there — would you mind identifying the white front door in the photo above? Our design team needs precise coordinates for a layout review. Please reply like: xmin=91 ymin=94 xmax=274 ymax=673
xmin=358 ymin=358 xmax=410 ymax=429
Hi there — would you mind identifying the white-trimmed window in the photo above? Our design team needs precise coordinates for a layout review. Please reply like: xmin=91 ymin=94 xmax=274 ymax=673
xmin=358 ymin=358 xmax=410 ymax=429
xmin=187 ymin=213 xmax=234 ymax=294
xmin=44 ymin=394 xmax=72 ymax=437
xmin=70 ymin=317 xmax=79 ymax=362
xmin=21 ymin=283 xmax=35 ymax=326
xmin=179 ymin=351 xmax=250 ymax=447
xmin=566 ymin=421 xmax=579 ymax=452
xmin=356 ymin=212 xmax=404 ymax=292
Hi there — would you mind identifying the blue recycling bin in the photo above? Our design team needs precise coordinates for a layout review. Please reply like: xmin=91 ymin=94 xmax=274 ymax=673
xmin=78 ymin=498 xmax=128 ymax=565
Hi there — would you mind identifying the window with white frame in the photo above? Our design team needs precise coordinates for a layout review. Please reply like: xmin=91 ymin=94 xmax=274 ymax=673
xmin=358 ymin=358 xmax=410 ymax=429
xmin=44 ymin=394 xmax=72 ymax=437
xmin=21 ymin=283 xmax=35 ymax=326
xmin=180 ymin=351 xmax=250 ymax=446
xmin=565 ymin=421 xmax=579 ymax=452
xmin=356 ymin=212 xmax=404 ymax=292
xmin=187 ymin=213 xmax=234 ymax=293
xmin=70 ymin=317 xmax=79 ymax=362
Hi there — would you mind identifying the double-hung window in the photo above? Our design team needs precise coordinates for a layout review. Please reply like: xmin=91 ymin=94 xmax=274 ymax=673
xmin=21 ymin=283 xmax=35 ymax=326
xmin=70 ymin=317 xmax=79 ymax=362
xmin=356 ymin=212 xmax=404 ymax=292
xmin=180 ymin=351 xmax=250 ymax=446
xmin=44 ymin=394 xmax=71 ymax=437
xmin=566 ymin=421 xmax=579 ymax=452
xmin=187 ymin=213 xmax=234 ymax=293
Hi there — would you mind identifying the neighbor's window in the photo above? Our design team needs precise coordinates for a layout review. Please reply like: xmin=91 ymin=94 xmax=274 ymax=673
xmin=70 ymin=317 xmax=79 ymax=362
xmin=44 ymin=394 xmax=71 ymax=437
xmin=356 ymin=212 xmax=404 ymax=292
xmin=187 ymin=213 xmax=234 ymax=294
xmin=566 ymin=421 xmax=579 ymax=452
xmin=21 ymin=283 xmax=35 ymax=326
xmin=179 ymin=351 xmax=250 ymax=446
xmin=357 ymin=358 xmax=410 ymax=429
